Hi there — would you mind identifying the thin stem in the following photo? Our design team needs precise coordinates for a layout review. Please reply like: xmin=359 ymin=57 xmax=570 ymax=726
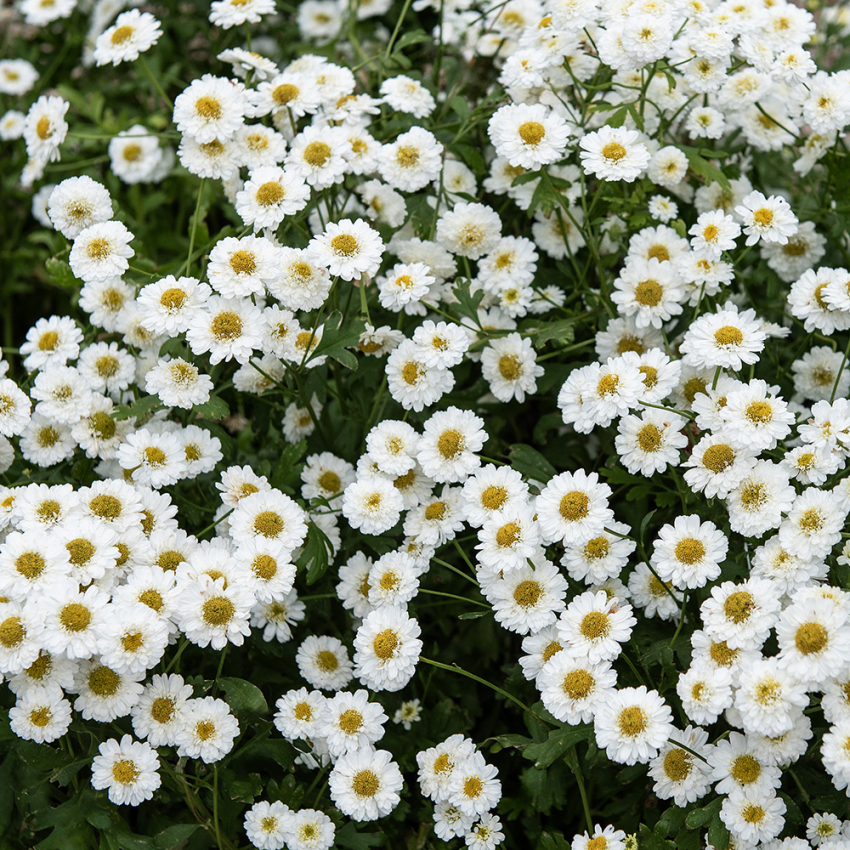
xmin=831 ymin=335 xmax=850 ymax=403
xmin=213 ymin=766 xmax=223 ymax=849
xmin=419 ymin=656 xmax=542 ymax=720
xmin=572 ymin=750 xmax=593 ymax=832
xmin=432 ymin=556 xmax=479 ymax=586
xmin=420 ymin=588 xmax=489 ymax=608
xmin=185 ymin=179 xmax=206 ymax=277
xmin=196 ymin=508 xmax=233 ymax=539
xmin=137 ymin=54 xmax=173 ymax=108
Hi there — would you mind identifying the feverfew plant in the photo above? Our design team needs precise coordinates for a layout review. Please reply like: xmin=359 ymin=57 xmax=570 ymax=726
xmin=3 ymin=0 xmax=850 ymax=848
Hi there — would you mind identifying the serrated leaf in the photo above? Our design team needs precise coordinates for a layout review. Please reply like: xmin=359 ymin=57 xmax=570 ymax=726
xmin=45 ymin=258 xmax=79 ymax=289
xmin=451 ymin=278 xmax=485 ymax=325
xmin=194 ymin=395 xmax=230 ymax=420
xmin=335 ymin=821 xmax=384 ymax=849
xmin=528 ymin=318 xmax=576 ymax=347
xmin=271 ymin=440 xmax=307 ymax=490
xmin=682 ymin=147 xmax=731 ymax=193
xmin=637 ymin=824 xmax=677 ymax=850
xmin=522 ymin=724 xmax=592 ymax=770
xmin=507 ymin=443 xmax=557 ymax=483
xmin=296 ymin=521 xmax=334 ymax=585
xmin=218 ymin=677 xmax=268 ymax=716
xmin=112 ymin=394 xmax=162 ymax=421
xmin=685 ymin=796 xmax=722 ymax=829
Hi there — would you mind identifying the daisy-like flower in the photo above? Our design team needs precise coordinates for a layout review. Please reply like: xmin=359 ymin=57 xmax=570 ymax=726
xmin=594 ymin=686 xmax=674 ymax=765
xmin=243 ymin=800 xmax=290 ymax=850
xmin=726 ymin=460 xmax=796 ymax=537
xmin=536 ymin=470 xmax=614 ymax=546
xmin=173 ymin=74 xmax=246 ymax=143
xmin=777 ymin=488 xmax=846 ymax=561
xmin=650 ymin=516 xmax=728 ymax=590
xmin=91 ymin=735 xmax=161 ymax=806
xmin=377 ymin=262 xmax=436 ymax=313
xmin=735 ymin=656 xmax=810 ymax=737
xmin=177 ymin=575 xmax=253 ymax=650
xmin=9 ymin=686 xmax=73 ymax=743
xmin=296 ymin=635 xmax=353 ymax=691
xmin=286 ymin=125 xmax=348 ymax=189
xmin=720 ymin=379 xmax=795 ymax=452
xmin=0 ymin=378 xmax=31 ymax=437
xmin=235 ymin=165 xmax=311 ymax=231
xmin=40 ymin=580 xmax=110 ymax=660
xmin=365 ymin=421 xmax=419 ymax=477
xmin=558 ymin=590 xmax=636 ymax=664
xmin=131 ymin=674 xmax=194 ymax=747
xmin=720 ymin=790 xmax=786 ymax=846
xmin=69 ymin=221 xmax=135 ymax=283
xmin=700 ymin=577 xmax=781 ymax=651
xmin=683 ymin=435 xmax=758 ymax=499
xmin=649 ymin=727 xmax=712 ymax=807
xmin=208 ymin=235 xmax=281 ymax=298
xmin=366 ymin=551 xmax=421 ymax=609
xmin=445 ymin=751 xmax=501 ymax=819
xmin=377 ymin=126 xmax=443 ymax=193
xmin=329 ymin=748 xmax=404 ymax=822
xmin=776 ymin=596 xmax=850 ymax=688
xmin=417 ymin=407 xmax=486 ymax=484
xmin=379 ymin=74 xmax=435 ymax=117
xmin=676 ymin=662 xmax=733 ymax=726
xmin=751 ymin=535 xmax=827 ymax=595
xmin=307 ymin=218 xmax=384 ymax=281
xmin=186 ymin=295 xmax=263 ymax=365
xmin=480 ymin=333 xmax=544 ymax=403
xmin=393 ymin=699 xmax=422 ymax=731
xmin=210 ymin=0 xmax=275 ymax=27
xmin=538 ymin=652 xmax=617 ymax=725
xmin=320 ymin=689 xmax=388 ymax=759
xmin=579 ymin=126 xmax=650 ymax=182
xmin=24 ymin=95 xmax=68 ymax=164
xmin=94 ymin=10 xmax=162 ymax=66
xmin=229 ymin=489 xmax=307 ymax=554
xmin=47 ymin=176 xmax=113 ymax=240
xmin=615 ymin=409 xmax=688 ymax=477
xmin=735 ymin=190 xmax=799 ymax=246
xmin=436 ymin=203 xmax=502 ymax=260
xmin=268 ymin=248 xmax=332 ymax=312
xmin=176 ymin=697 xmax=239 ymax=763
xmin=136 ymin=275 xmax=211 ymax=336
xmin=460 ymin=464 xmax=529 ymax=528
xmin=562 ymin=521 xmax=635 ymax=586
xmin=284 ymin=808 xmax=335 ymax=850
xmin=487 ymin=103 xmax=571 ymax=169
xmin=476 ymin=503 xmax=541 ymax=574
xmin=353 ymin=605 xmax=422 ymax=692
xmin=117 ymin=429 xmax=188 ymax=489
xmin=611 ymin=257 xmax=684 ymax=329
xmin=145 ymin=358 xmax=213 ymax=409
xmin=688 ymin=210 xmax=741 ymax=258
xmin=709 ymin=731 xmax=782 ymax=798
xmin=19 ymin=315 xmax=83 ymax=372
xmin=72 ymin=659 xmax=144 ymax=722
xmin=680 ymin=302 xmax=767 ymax=371
xmin=96 ymin=601 xmax=170 ymax=677
xmin=386 ymin=339 xmax=454 ymax=412
xmin=342 ymin=476 xmax=404 ymax=535
xmin=274 ymin=687 xmax=327 ymax=742
xmin=489 ymin=559 xmax=568 ymax=635
xmin=411 ymin=321 xmax=469 ymax=369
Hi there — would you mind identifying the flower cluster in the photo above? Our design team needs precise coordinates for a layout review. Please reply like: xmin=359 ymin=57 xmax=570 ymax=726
xmin=5 ymin=0 xmax=850 ymax=846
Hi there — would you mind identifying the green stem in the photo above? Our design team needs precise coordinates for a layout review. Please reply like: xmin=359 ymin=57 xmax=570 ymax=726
xmin=830 ymin=334 xmax=850 ymax=403
xmin=185 ymin=179 xmax=206 ymax=277
xmin=420 ymin=588 xmax=489 ymax=608
xmin=419 ymin=656 xmax=542 ymax=720
xmin=572 ymin=749 xmax=593 ymax=832
xmin=137 ymin=53 xmax=173 ymax=108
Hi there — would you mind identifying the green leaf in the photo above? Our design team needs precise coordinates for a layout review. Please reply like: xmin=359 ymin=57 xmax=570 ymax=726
xmin=522 ymin=724 xmax=592 ymax=770
xmin=271 ymin=440 xmax=307 ymax=491
xmin=310 ymin=310 xmax=365 ymax=370
xmin=637 ymin=824 xmax=677 ymax=850
xmin=458 ymin=610 xmax=488 ymax=620
xmin=45 ymin=258 xmax=79 ymax=289
xmin=682 ymin=147 xmax=731 ymax=193
xmin=218 ymin=677 xmax=268 ymax=716
xmin=194 ymin=395 xmax=230 ymax=420
xmin=507 ymin=443 xmax=557 ymax=483
xmin=451 ymin=278 xmax=486 ymax=324
xmin=153 ymin=825 xmax=200 ymax=848
xmin=706 ymin=812 xmax=730 ymax=850
xmin=296 ymin=521 xmax=335 ymax=585
xmin=527 ymin=318 xmax=576 ymax=347
xmin=112 ymin=394 xmax=162 ymax=421
xmin=685 ymin=796 xmax=722 ymax=829
xmin=335 ymin=821 xmax=384 ymax=849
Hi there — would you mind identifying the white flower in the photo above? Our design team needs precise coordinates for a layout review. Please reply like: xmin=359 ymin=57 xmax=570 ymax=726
xmin=379 ymin=75 xmax=435 ymax=117
xmin=9 ymin=685 xmax=73 ymax=743
xmin=235 ymin=165 xmax=311 ymax=231
xmin=176 ymin=697 xmax=239 ymax=763
xmin=436 ymin=203 xmax=502 ymax=260
xmin=417 ymin=407 xmax=486 ymax=484
xmin=273 ymin=687 xmax=328 ymax=741
xmin=649 ymin=727 xmax=712 ymax=807
xmin=173 ymin=74 xmax=246 ymax=143
xmin=243 ymin=800 xmax=290 ymax=850
xmin=386 ymin=339 xmax=454 ymax=412
xmin=650 ymin=515 xmax=728 ymax=590
xmin=307 ymin=218 xmax=384 ymax=281
xmin=611 ymin=257 xmax=685 ymax=329
xmin=20 ymin=315 xmax=83 ymax=372
xmin=700 ymin=577 xmax=781 ymax=651
xmin=284 ymin=808 xmax=336 ymax=850
xmin=47 ymin=176 xmax=113 ymax=239
xmin=131 ymin=674 xmax=194 ymax=747
xmin=24 ymin=95 xmax=68 ymax=163
xmin=353 ymin=605 xmax=422 ymax=692
xmin=329 ymin=748 xmax=404 ymax=821
xmin=538 ymin=652 xmax=617 ymax=725
xmin=94 ymin=10 xmax=162 ymax=66
xmin=777 ymin=488 xmax=846 ymax=561
xmin=579 ymin=127 xmax=650 ymax=182
xmin=489 ymin=559 xmax=568 ymax=635
xmin=735 ymin=190 xmax=799 ymax=246
xmin=726 ymin=460 xmax=796 ymax=537
xmin=558 ymin=591 xmax=636 ymax=664
xmin=145 ymin=358 xmax=213 ymax=409
xmin=720 ymin=790 xmax=786 ymax=846
xmin=296 ymin=635 xmax=353 ymax=692
xmin=117 ymin=429 xmax=188 ymax=489
xmin=377 ymin=126 xmax=443 ymax=193
xmin=480 ymin=333 xmax=544 ymax=403
xmin=680 ymin=302 xmax=767 ymax=371
xmin=734 ymin=656 xmax=808 ymax=736
xmin=676 ymin=662 xmax=733 ymax=726
xmin=536 ymin=470 xmax=614 ymax=546
xmin=447 ymin=751 xmax=501 ymax=818
xmin=615 ymin=409 xmax=688 ymax=477
xmin=412 ymin=321 xmax=470 ymax=369
xmin=177 ymin=576 xmax=253 ymax=650
xmin=321 ymin=689 xmax=388 ymax=759
xmin=594 ymin=686 xmax=674 ymax=765
xmin=210 ymin=0 xmax=275 ymax=27
xmin=69 ymin=221 xmax=135 ymax=283
xmin=487 ymin=103 xmax=571 ymax=169
xmin=91 ymin=735 xmax=161 ymax=805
